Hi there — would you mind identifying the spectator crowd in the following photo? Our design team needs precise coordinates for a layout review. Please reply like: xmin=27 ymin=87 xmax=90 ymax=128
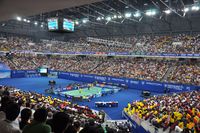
xmin=124 ymin=91 xmax=200 ymax=133
xmin=0 ymin=85 xmax=130 ymax=133
xmin=0 ymin=34 xmax=200 ymax=54
xmin=0 ymin=55 xmax=199 ymax=86
xmin=0 ymin=34 xmax=200 ymax=133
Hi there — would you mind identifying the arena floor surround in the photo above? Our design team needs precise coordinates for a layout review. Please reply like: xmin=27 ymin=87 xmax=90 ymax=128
xmin=0 ymin=77 xmax=162 ymax=119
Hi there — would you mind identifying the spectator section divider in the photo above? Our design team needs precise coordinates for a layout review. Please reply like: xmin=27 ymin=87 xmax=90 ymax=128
xmin=122 ymin=111 xmax=150 ymax=133
xmin=2 ymin=50 xmax=200 ymax=58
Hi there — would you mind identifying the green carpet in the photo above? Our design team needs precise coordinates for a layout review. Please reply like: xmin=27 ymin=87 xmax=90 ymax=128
xmin=61 ymin=87 xmax=111 ymax=97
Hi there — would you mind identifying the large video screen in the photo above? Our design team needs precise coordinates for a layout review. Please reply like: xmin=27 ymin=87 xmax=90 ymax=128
xmin=48 ymin=18 xmax=58 ymax=30
xmin=39 ymin=68 xmax=48 ymax=74
xmin=0 ymin=70 xmax=10 ymax=78
xmin=0 ymin=63 xmax=10 ymax=78
xmin=63 ymin=18 xmax=74 ymax=32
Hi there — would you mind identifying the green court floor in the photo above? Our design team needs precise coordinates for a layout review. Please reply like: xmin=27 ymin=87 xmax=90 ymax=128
xmin=61 ymin=87 xmax=111 ymax=97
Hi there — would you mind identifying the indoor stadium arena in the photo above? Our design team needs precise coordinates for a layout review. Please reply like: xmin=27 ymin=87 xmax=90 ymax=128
xmin=0 ymin=0 xmax=200 ymax=133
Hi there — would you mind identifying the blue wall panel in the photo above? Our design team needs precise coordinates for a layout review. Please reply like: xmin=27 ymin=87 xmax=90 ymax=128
xmin=9 ymin=70 xmax=199 ymax=93
xmin=57 ymin=71 xmax=199 ymax=93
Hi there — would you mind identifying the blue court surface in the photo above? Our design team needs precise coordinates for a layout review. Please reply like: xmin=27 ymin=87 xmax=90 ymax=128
xmin=0 ymin=77 xmax=162 ymax=119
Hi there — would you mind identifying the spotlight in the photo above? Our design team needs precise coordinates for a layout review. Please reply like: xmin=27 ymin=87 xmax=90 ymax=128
xmin=191 ymin=6 xmax=200 ymax=11
xmin=151 ymin=11 xmax=156 ymax=16
xmin=146 ymin=11 xmax=151 ymax=16
xmin=41 ymin=25 xmax=44 ymax=28
xmin=82 ymin=19 xmax=88 ymax=23
xmin=23 ymin=19 xmax=27 ymax=22
xmin=134 ymin=12 xmax=141 ymax=17
xmin=16 ymin=16 xmax=22 ymax=21
xmin=125 ymin=12 xmax=132 ymax=18
xmin=145 ymin=10 xmax=156 ymax=16
xmin=113 ymin=15 xmax=117 ymax=19
xmin=96 ymin=17 xmax=101 ymax=21
xmin=106 ymin=16 xmax=111 ymax=21
xmin=164 ymin=9 xmax=171 ymax=14
xmin=101 ymin=17 xmax=104 ymax=20
xmin=27 ymin=20 xmax=30 ymax=23
xmin=184 ymin=7 xmax=189 ymax=12
xmin=75 ymin=21 xmax=79 ymax=25
xmin=118 ymin=15 xmax=122 ymax=18
xmin=34 ymin=22 xmax=38 ymax=25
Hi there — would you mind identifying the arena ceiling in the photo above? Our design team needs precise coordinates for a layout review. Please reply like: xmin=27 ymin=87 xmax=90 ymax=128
xmin=0 ymin=0 xmax=200 ymax=40
xmin=16 ymin=0 xmax=197 ymax=23
xmin=0 ymin=0 xmax=103 ymax=21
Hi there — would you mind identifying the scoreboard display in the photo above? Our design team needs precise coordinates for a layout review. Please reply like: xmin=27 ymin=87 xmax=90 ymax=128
xmin=63 ymin=18 xmax=74 ymax=32
xmin=39 ymin=68 xmax=48 ymax=74
xmin=47 ymin=17 xmax=75 ymax=32
xmin=38 ymin=67 xmax=48 ymax=76
xmin=47 ymin=18 xmax=58 ymax=30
